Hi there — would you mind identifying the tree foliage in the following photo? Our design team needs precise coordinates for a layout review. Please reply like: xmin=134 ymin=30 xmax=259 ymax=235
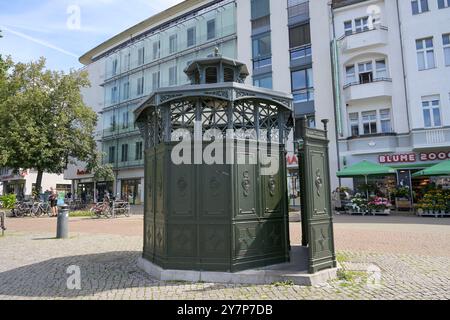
xmin=0 ymin=57 xmax=101 ymax=193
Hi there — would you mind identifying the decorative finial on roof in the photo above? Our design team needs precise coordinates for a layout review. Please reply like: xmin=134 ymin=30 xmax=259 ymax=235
xmin=214 ymin=47 xmax=220 ymax=57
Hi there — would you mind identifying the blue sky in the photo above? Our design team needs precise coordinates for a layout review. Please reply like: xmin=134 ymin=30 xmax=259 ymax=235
xmin=0 ymin=0 xmax=184 ymax=72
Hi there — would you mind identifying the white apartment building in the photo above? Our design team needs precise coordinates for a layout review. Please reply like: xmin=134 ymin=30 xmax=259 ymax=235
xmin=73 ymin=0 xmax=340 ymax=205
xmin=332 ymin=0 xmax=450 ymax=192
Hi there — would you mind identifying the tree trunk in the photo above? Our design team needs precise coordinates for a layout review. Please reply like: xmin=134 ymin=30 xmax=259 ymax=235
xmin=35 ymin=170 xmax=44 ymax=199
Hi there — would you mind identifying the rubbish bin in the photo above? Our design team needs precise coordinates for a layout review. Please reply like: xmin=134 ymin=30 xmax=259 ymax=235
xmin=56 ymin=204 xmax=69 ymax=239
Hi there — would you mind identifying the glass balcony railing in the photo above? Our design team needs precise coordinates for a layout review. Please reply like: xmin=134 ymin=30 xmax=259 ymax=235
xmin=290 ymin=44 xmax=312 ymax=61
xmin=293 ymin=88 xmax=314 ymax=103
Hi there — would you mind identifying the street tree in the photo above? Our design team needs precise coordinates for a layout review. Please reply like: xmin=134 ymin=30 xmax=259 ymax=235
xmin=0 ymin=57 xmax=101 ymax=195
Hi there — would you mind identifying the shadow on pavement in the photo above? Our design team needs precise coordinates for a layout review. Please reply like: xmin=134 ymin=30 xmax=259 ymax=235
xmin=0 ymin=251 xmax=166 ymax=298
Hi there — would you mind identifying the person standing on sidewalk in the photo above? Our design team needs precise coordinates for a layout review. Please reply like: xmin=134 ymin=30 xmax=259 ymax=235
xmin=48 ymin=187 xmax=58 ymax=217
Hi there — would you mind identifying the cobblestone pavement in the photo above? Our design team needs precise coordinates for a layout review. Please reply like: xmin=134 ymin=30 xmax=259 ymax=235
xmin=0 ymin=216 xmax=449 ymax=300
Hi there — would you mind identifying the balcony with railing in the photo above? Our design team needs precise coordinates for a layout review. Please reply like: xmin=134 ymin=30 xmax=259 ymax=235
xmin=290 ymin=44 xmax=312 ymax=68
xmin=412 ymin=127 xmax=450 ymax=150
xmin=344 ymin=77 xmax=392 ymax=102
xmin=340 ymin=26 xmax=388 ymax=53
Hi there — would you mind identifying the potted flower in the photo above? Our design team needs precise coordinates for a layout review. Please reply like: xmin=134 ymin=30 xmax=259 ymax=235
xmin=350 ymin=193 xmax=368 ymax=215
xmin=368 ymin=196 xmax=391 ymax=215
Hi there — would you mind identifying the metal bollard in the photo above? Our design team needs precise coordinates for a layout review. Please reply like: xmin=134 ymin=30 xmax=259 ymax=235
xmin=56 ymin=204 xmax=69 ymax=239
xmin=1 ymin=211 xmax=6 ymax=236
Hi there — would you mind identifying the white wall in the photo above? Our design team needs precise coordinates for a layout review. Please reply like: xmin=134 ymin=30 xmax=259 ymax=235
xmin=311 ymin=0 xmax=340 ymax=189
xmin=398 ymin=0 xmax=450 ymax=129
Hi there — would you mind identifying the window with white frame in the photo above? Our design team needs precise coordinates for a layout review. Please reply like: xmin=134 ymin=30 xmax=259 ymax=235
xmin=411 ymin=0 xmax=429 ymax=14
xmin=138 ymin=47 xmax=145 ymax=66
xmin=169 ymin=35 xmax=177 ymax=54
xmin=207 ymin=19 xmax=216 ymax=40
xmin=187 ymin=27 xmax=196 ymax=47
xmin=354 ymin=17 xmax=369 ymax=33
xmin=153 ymin=41 xmax=160 ymax=60
xmin=111 ymin=86 xmax=118 ymax=104
xmin=438 ymin=0 xmax=450 ymax=8
xmin=169 ymin=66 xmax=177 ymax=86
xmin=358 ymin=61 xmax=373 ymax=84
xmin=416 ymin=37 xmax=436 ymax=70
xmin=443 ymin=34 xmax=450 ymax=66
xmin=124 ymin=53 xmax=131 ymax=71
xmin=422 ymin=98 xmax=442 ymax=127
xmin=152 ymin=72 xmax=160 ymax=91
xmin=362 ymin=111 xmax=377 ymax=135
xmin=122 ymin=112 xmax=129 ymax=129
xmin=345 ymin=65 xmax=356 ymax=84
xmin=349 ymin=113 xmax=359 ymax=137
xmin=380 ymin=109 xmax=392 ymax=133
xmin=344 ymin=21 xmax=353 ymax=36
xmin=123 ymin=82 xmax=130 ymax=100
xmin=137 ymin=77 xmax=144 ymax=96
xmin=112 ymin=59 xmax=118 ymax=76
xmin=376 ymin=59 xmax=387 ymax=78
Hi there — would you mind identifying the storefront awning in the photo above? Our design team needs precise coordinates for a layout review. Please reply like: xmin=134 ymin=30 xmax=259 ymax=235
xmin=337 ymin=160 xmax=396 ymax=178
xmin=412 ymin=160 xmax=450 ymax=178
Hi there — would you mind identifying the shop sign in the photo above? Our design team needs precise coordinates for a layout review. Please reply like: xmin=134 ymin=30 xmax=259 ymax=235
xmin=379 ymin=151 xmax=450 ymax=164
xmin=287 ymin=154 xmax=298 ymax=166
xmin=77 ymin=169 xmax=90 ymax=176
xmin=0 ymin=170 xmax=28 ymax=181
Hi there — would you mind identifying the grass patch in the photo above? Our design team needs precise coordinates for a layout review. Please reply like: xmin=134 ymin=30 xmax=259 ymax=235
xmin=69 ymin=211 xmax=92 ymax=217
xmin=336 ymin=252 xmax=350 ymax=264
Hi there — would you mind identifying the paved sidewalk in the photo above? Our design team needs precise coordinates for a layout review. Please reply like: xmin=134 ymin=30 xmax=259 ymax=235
xmin=0 ymin=216 xmax=449 ymax=300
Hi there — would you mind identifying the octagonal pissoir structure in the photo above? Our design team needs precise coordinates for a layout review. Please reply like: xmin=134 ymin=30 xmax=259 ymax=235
xmin=135 ymin=52 xmax=294 ymax=273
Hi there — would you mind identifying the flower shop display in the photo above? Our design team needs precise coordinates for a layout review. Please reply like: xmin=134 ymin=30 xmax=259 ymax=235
xmin=368 ymin=196 xmax=391 ymax=215
xmin=417 ymin=189 xmax=450 ymax=217
xmin=348 ymin=193 xmax=368 ymax=214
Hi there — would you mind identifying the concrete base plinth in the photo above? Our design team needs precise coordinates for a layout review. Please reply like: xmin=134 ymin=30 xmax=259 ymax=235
xmin=137 ymin=246 xmax=338 ymax=286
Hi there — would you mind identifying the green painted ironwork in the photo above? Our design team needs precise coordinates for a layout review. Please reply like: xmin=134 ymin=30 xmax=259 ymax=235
xmin=296 ymin=117 xmax=337 ymax=274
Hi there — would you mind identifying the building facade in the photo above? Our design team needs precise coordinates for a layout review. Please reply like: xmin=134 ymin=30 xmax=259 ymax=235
xmin=332 ymin=0 xmax=450 ymax=193
xmin=0 ymin=168 xmax=70 ymax=200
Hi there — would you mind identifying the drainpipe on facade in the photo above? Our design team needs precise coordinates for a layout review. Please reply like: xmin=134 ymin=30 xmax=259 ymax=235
xmin=396 ymin=0 xmax=411 ymax=133
xmin=329 ymin=1 xmax=343 ymax=187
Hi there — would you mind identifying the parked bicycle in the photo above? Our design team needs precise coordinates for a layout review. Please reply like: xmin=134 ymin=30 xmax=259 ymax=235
xmin=12 ymin=201 xmax=34 ymax=218
xmin=32 ymin=201 xmax=52 ymax=217
xmin=89 ymin=202 xmax=112 ymax=219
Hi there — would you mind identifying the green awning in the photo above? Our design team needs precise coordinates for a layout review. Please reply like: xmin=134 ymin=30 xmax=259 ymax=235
xmin=337 ymin=160 xmax=396 ymax=178
xmin=412 ymin=160 xmax=450 ymax=177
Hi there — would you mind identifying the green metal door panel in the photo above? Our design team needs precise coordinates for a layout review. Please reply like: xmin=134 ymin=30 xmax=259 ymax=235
xmin=154 ymin=222 xmax=166 ymax=256
xmin=235 ymin=152 xmax=258 ymax=218
xmin=297 ymin=121 xmax=337 ymax=274
xmin=199 ymin=164 xmax=231 ymax=219
xmin=168 ymin=163 xmax=195 ymax=219
xmin=155 ymin=151 xmax=165 ymax=219
xmin=199 ymin=225 xmax=230 ymax=260
xmin=167 ymin=224 xmax=197 ymax=258
xmin=234 ymin=222 xmax=261 ymax=257
xmin=309 ymin=221 xmax=335 ymax=273
xmin=262 ymin=220 xmax=286 ymax=254
xmin=144 ymin=150 xmax=155 ymax=259
xmin=261 ymin=172 xmax=283 ymax=217
xmin=309 ymin=149 xmax=329 ymax=218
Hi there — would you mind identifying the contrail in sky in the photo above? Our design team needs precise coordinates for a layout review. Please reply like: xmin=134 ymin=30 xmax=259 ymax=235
xmin=1 ymin=25 xmax=79 ymax=58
